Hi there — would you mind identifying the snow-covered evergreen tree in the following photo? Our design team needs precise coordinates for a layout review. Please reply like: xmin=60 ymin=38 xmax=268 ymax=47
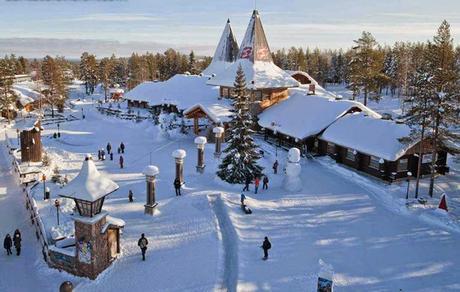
xmin=0 ymin=58 xmax=17 ymax=123
xmin=217 ymin=65 xmax=263 ymax=184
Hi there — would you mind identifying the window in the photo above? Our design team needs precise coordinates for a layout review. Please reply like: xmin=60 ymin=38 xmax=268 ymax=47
xmin=422 ymin=153 xmax=433 ymax=163
xmin=346 ymin=149 xmax=355 ymax=161
xmin=369 ymin=156 xmax=380 ymax=170
xmin=327 ymin=143 xmax=335 ymax=154
xmin=397 ymin=158 xmax=408 ymax=172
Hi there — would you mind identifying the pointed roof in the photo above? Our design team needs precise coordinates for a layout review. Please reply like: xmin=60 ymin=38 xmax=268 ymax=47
xmin=207 ymin=11 xmax=299 ymax=89
xmin=59 ymin=155 xmax=119 ymax=202
xmin=238 ymin=10 xmax=272 ymax=63
xmin=202 ymin=19 xmax=239 ymax=76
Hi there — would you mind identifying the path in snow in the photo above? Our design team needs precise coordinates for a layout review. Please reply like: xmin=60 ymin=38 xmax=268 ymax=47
xmin=208 ymin=194 xmax=239 ymax=292
xmin=0 ymin=137 xmax=68 ymax=292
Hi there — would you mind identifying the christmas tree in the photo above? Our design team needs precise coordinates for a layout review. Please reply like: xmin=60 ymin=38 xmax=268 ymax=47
xmin=217 ymin=65 xmax=263 ymax=184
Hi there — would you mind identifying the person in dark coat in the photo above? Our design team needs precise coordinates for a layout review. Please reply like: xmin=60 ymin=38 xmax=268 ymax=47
xmin=101 ymin=149 xmax=106 ymax=161
xmin=128 ymin=190 xmax=134 ymax=202
xmin=243 ymin=176 xmax=250 ymax=192
xmin=261 ymin=236 xmax=271 ymax=260
xmin=3 ymin=234 xmax=12 ymax=255
xmin=117 ymin=147 xmax=121 ymax=154
xmin=119 ymin=155 xmax=124 ymax=168
xmin=110 ymin=152 xmax=113 ymax=161
xmin=97 ymin=150 xmax=102 ymax=160
xmin=240 ymin=193 xmax=246 ymax=205
xmin=263 ymin=176 xmax=269 ymax=190
xmin=137 ymin=233 xmax=148 ymax=261
xmin=273 ymin=160 xmax=279 ymax=174
xmin=13 ymin=229 xmax=21 ymax=256
xmin=106 ymin=143 xmax=112 ymax=154
xmin=174 ymin=178 xmax=181 ymax=196
xmin=120 ymin=142 xmax=125 ymax=154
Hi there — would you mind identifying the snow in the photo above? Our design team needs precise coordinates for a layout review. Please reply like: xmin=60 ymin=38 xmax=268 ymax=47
xmin=285 ymin=70 xmax=319 ymax=85
xmin=258 ymin=93 xmax=381 ymax=140
xmin=1 ymin=81 xmax=460 ymax=291
xmin=143 ymin=165 xmax=159 ymax=177
xmin=321 ymin=112 xmax=416 ymax=161
xmin=172 ymin=148 xmax=187 ymax=159
xmin=58 ymin=155 xmax=119 ymax=202
xmin=213 ymin=126 xmax=225 ymax=135
xmin=288 ymin=147 xmax=301 ymax=163
xmin=124 ymin=74 xmax=220 ymax=110
xmin=101 ymin=215 xmax=125 ymax=233
xmin=183 ymin=103 xmax=233 ymax=123
xmin=194 ymin=136 xmax=207 ymax=145
xmin=207 ymin=59 xmax=300 ymax=89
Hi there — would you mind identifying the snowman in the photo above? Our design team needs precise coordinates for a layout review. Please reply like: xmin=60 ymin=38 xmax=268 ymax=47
xmin=284 ymin=147 xmax=302 ymax=192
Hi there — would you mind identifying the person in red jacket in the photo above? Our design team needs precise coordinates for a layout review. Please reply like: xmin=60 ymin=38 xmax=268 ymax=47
xmin=254 ymin=176 xmax=260 ymax=194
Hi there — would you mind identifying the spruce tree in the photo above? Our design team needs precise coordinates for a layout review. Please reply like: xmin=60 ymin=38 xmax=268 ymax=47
xmin=0 ymin=58 xmax=18 ymax=123
xmin=217 ymin=65 xmax=263 ymax=184
xmin=425 ymin=20 xmax=460 ymax=196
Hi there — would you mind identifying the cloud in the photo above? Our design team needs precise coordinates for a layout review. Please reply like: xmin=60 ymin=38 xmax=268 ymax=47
xmin=58 ymin=13 xmax=161 ymax=22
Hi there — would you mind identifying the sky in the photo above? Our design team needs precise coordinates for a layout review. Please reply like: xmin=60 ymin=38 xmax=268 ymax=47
xmin=0 ymin=0 xmax=459 ymax=58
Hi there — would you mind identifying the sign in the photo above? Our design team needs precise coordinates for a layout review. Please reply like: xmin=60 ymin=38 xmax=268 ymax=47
xmin=240 ymin=47 xmax=253 ymax=59
xmin=317 ymin=277 xmax=333 ymax=292
xmin=78 ymin=240 xmax=92 ymax=264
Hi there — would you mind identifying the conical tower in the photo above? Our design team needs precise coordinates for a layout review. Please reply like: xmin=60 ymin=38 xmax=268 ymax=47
xmin=238 ymin=10 xmax=273 ymax=63
xmin=202 ymin=19 xmax=239 ymax=76
xmin=208 ymin=10 xmax=299 ymax=90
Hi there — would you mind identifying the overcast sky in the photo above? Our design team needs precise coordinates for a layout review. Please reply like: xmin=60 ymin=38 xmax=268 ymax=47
xmin=0 ymin=0 xmax=459 ymax=58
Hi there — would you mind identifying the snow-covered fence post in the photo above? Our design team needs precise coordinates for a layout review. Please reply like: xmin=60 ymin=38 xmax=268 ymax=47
xmin=213 ymin=126 xmax=224 ymax=158
xmin=143 ymin=165 xmax=159 ymax=215
xmin=194 ymin=136 xmax=207 ymax=173
xmin=284 ymin=147 xmax=302 ymax=192
xmin=172 ymin=149 xmax=186 ymax=185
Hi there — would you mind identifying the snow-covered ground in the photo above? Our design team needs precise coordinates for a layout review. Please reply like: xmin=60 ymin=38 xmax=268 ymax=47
xmin=1 ymin=84 xmax=460 ymax=291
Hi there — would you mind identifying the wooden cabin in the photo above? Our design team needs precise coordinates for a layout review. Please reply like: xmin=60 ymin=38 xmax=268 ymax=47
xmin=20 ymin=120 xmax=43 ymax=163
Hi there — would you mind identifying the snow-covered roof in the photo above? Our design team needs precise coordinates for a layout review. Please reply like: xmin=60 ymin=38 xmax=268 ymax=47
xmin=207 ymin=10 xmax=299 ymax=89
xmin=101 ymin=215 xmax=126 ymax=233
xmin=258 ymin=93 xmax=381 ymax=140
xmin=285 ymin=70 xmax=319 ymax=85
xmin=202 ymin=19 xmax=239 ymax=76
xmin=183 ymin=103 xmax=233 ymax=123
xmin=207 ymin=59 xmax=300 ymax=89
xmin=109 ymin=87 xmax=124 ymax=94
xmin=320 ymin=113 xmax=417 ymax=161
xmin=125 ymin=74 xmax=221 ymax=110
xmin=59 ymin=155 xmax=119 ymax=202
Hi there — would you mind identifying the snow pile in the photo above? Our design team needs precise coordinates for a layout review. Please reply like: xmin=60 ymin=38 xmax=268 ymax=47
xmin=50 ymin=221 xmax=74 ymax=241
xmin=194 ymin=136 xmax=207 ymax=145
xmin=143 ymin=165 xmax=160 ymax=177
xmin=321 ymin=112 xmax=415 ymax=161
xmin=259 ymin=93 xmax=381 ymax=140
xmin=172 ymin=149 xmax=187 ymax=159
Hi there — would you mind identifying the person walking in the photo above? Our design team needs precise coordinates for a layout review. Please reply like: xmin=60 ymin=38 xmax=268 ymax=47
xmin=254 ymin=177 xmax=260 ymax=194
xmin=240 ymin=193 xmax=246 ymax=205
xmin=128 ymin=190 xmax=134 ymax=202
xmin=117 ymin=147 xmax=121 ymax=154
xmin=110 ymin=152 xmax=113 ymax=161
xmin=106 ymin=143 xmax=112 ymax=154
xmin=13 ymin=229 xmax=21 ymax=256
xmin=263 ymin=176 xmax=269 ymax=190
xmin=174 ymin=178 xmax=182 ymax=196
xmin=137 ymin=234 xmax=148 ymax=261
xmin=261 ymin=236 xmax=271 ymax=260
xmin=273 ymin=160 xmax=279 ymax=174
xmin=3 ymin=234 xmax=12 ymax=256
xmin=98 ymin=150 xmax=102 ymax=160
xmin=119 ymin=155 xmax=124 ymax=169
xmin=101 ymin=149 xmax=106 ymax=161
xmin=120 ymin=142 xmax=125 ymax=154
xmin=243 ymin=176 xmax=251 ymax=192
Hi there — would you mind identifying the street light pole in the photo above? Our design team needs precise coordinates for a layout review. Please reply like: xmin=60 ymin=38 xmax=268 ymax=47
xmin=54 ymin=199 xmax=60 ymax=225
xmin=406 ymin=171 xmax=412 ymax=201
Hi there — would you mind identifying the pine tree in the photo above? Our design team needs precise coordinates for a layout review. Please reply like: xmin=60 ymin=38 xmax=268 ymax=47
xmin=99 ymin=57 xmax=115 ymax=100
xmin=41 ymin=55 xmax=67 ymax=117
xmin=348 ymin=32 xmax=386 ymax=105
xmin=217 ymin=65 xmax=263 ymax=184
xmin=424 ymin=20 xmax=460 ymax=196
xmin=188 ymin=51 xmax=197 ymax=75
xmin=0 ymin=57 xmax=18 ymax=123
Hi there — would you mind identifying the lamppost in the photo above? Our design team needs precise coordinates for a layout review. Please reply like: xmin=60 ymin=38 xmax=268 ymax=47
xmin=54 ymin=199 xmax=60 ymax=225
xmin=57 ymin=123 xmax=60 ymax=137
xmin=406 ymin=171 xmax=413 ymax=200
xmin=42 ymin=174 xmax=47 ymax=200
xmin=16 ymin=128 xmax=20 ymax=146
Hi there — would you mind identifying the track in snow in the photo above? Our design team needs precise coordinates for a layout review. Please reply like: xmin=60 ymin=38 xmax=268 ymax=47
xmin=208 ymin=194 xmax=238 ymax=292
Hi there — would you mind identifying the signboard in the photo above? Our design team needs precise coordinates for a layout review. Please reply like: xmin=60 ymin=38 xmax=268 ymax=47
xmin=78 ymin=240 xmax=92 ymax=264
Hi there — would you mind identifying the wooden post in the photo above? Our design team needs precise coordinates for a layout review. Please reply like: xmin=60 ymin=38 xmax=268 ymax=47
xmin=143 ymin=165 xmax=159 ymax=215
xmin=194 ymin=137 xmax=207 ymax=173
xmin=213 ymin=127 xmax=224 ymax=158
xmin=172 ymin=149 xmax=186 ymax=185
